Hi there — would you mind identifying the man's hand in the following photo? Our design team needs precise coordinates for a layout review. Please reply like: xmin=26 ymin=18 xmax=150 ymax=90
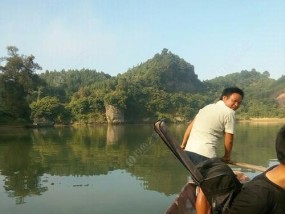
xmin=221 ymin=156 xmax=231 ymax=163
xmin=233 ymin=171 xmax=250 ymax=183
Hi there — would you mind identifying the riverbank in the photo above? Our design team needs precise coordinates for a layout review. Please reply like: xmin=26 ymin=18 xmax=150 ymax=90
xmin=1 ymin=117 xmax=285 ymax=130
xmin=238 ymin=118 xmax=285 ymax=123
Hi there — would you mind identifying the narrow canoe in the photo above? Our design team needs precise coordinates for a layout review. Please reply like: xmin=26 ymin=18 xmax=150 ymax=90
xmin=166 ymin=182 xmax=197 ymax=214
xmin=165 ymin=170 xmax=251 ymax=214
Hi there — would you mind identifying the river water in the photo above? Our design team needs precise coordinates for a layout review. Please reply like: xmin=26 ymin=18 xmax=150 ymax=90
xmin=0 ymin=122 xmax=283 ymax=214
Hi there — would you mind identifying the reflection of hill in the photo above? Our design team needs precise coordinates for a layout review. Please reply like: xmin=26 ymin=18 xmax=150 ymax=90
xmin=125 ymin=142 xmax=189 ymax=195
xmin=30 ymin=125 xmax=189 ymax=195
xmin=0 ymin=130 xmax=48 ymax=204
xmin=1 ymin=123 xmax=280 ymax=200
xmin=229 ymin=123 xmax=278 ymax=167
xmin=31 ymin=126 xmax=112 ymax=175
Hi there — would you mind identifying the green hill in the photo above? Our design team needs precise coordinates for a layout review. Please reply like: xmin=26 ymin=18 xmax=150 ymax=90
xmin=1 ymin=46 xmax=285 ymax=124
xmin=121 ymin=48 xmax=204 ymax=93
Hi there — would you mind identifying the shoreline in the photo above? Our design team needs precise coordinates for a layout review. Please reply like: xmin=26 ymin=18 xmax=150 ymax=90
xmin=1 ymin=117 xmax=285 ymax=130
xmin=238 ymin=118 xmax=285 ymax=123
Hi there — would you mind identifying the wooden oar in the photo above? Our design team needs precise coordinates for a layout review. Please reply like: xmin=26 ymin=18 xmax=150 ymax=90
xmin=228 ymin=160 xmax=267 ymax=172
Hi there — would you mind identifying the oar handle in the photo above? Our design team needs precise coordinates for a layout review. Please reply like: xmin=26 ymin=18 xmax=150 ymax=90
xmin=228 ymin=160 xmax=267 ymax=172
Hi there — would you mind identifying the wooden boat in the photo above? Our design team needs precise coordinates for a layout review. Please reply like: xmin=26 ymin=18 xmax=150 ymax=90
xmin=166 ymin=182 xmax=197 ymax=214
xmin=165 ymin=167 xmax=266 ymax=214
xmin=153 ymin=120 xmax=267 ymax=214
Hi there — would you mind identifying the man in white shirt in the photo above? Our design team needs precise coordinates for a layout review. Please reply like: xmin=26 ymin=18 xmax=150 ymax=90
xmin=181 ymin=87 xmax=244 ymax=214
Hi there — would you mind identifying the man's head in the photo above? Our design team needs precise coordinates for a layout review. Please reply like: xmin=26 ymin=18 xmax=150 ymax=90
xmin=276 ymin=126 xmax=285 ymax=164
xmin=220 ymin=87 xmax=244 ymax=111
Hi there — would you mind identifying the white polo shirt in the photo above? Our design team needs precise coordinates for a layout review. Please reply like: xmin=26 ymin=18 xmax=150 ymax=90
xmin=184 ymin=100 xmax=236 ymax=158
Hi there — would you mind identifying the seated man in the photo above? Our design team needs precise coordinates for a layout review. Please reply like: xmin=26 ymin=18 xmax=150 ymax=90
xmin=229 ymin=126 xmax=285 ymax=214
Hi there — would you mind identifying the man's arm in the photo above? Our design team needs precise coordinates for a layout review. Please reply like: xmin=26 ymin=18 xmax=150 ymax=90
xmin=222 ymin=132 xmax=234 ymax=162
xmin=180 ymin=118 xmax=195 ymax=149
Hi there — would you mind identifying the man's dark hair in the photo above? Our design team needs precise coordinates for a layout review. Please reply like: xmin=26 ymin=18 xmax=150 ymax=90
xmin=276 ymin=126 xmax=285 ymax=164
xmin=220 ymin=87 xmax=244 ymax=100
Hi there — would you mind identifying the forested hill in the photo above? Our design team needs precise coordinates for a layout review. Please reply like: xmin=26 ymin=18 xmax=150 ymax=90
xmin=0 ymin=47 xmax=284 ymax=125
xmin=204 ymin=70 xmax=285 ymax=110
xmin=120 ymin=48 xmax=204 ymax=93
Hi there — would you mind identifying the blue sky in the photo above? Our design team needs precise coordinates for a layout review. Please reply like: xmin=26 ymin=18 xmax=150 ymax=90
xmin=1 ymin=0 xmax=284 ymax=80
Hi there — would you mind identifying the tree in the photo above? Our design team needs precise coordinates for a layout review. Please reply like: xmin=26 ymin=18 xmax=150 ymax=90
xmin=30 ymin=96 xmax=65 ymax=123
xmin=104 ymin=91 xmax=127 ymax=109
xmin=0 ymin=46 xmax=42 ymax=119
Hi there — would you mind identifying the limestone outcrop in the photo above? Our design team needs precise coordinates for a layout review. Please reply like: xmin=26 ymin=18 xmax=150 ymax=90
xmin=105 ymin=105 xmax=124 ymax=124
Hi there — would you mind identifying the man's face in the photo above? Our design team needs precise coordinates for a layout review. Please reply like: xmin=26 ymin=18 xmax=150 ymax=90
xmin=222 ymin=93 xmax=243 ymax=111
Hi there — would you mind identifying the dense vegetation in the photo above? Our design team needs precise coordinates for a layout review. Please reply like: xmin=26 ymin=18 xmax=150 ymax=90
xmin=1 ymin=46 xmax=284 ymax=125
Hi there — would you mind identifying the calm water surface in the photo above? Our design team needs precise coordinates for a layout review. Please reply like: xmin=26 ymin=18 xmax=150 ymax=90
xmin=0 ymin=122 xmax=283 ymax=214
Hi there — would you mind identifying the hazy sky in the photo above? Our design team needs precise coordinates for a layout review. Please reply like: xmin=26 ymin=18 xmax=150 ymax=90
xmin=1 ymin=0 xmax=284 ymax=80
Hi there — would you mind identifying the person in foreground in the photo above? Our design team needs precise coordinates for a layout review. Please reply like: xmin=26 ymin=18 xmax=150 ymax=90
xmin=180 ymin=87 xmax=244 ymax=214
xmin=229 ymin=126 xmax=285 ymax=214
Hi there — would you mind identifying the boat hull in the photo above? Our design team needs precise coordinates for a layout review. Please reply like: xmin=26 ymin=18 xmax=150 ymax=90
xmin=166 ymin=182 xmax=197 ymax=214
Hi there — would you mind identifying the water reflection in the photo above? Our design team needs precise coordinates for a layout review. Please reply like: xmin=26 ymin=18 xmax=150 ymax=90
xmin=0 ymin=125 xmax=186 ymax=205
xmin=106 ymin=125 xmax=125 ymax=145
xmin=0 ymin=138 xmax=45 ymax=205
xmin=0 ymin=122 xmax=283 ymax=213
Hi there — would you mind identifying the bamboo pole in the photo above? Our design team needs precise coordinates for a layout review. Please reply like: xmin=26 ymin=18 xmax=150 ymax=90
xmin=228 ymin=160 xmax=267 ymax=172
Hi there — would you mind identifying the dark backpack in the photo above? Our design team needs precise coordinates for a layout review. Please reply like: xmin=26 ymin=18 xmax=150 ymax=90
xmin=154 ymin=119 xmax=242 ymax=214
xmin=195 ymin=158 xmax=242 ymax=213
